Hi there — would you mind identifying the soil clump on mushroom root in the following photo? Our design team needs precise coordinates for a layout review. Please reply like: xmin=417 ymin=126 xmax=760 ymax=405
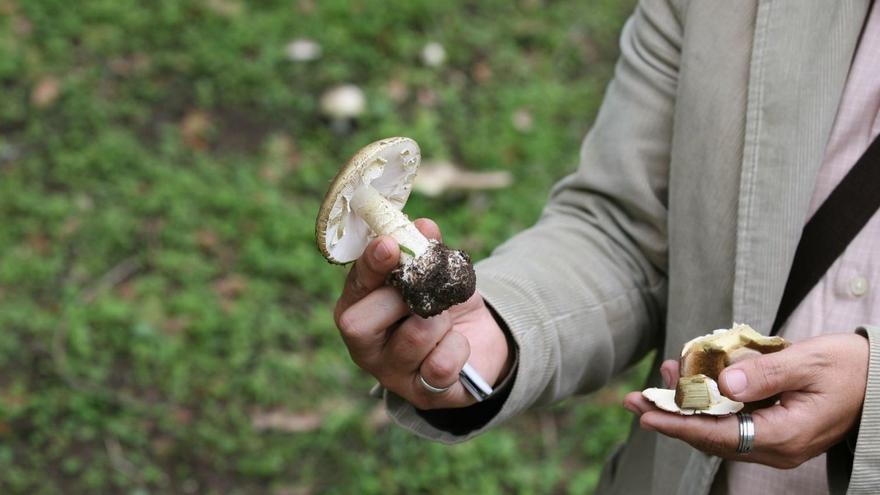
xmin=388 ymin=240 xmax=476 ymax=318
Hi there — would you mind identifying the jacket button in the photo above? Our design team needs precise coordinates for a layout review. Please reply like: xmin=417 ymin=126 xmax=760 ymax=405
xmin=849 ymin=276 xmax=869 ymax=297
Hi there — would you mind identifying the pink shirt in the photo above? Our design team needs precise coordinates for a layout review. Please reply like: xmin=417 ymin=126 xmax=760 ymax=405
xmin=715 ymin=4 xmax=880 ymax=494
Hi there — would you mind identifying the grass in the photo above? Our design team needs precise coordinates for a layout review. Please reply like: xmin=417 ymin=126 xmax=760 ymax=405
xmin=0 ymin=0 xmax=645 ymax=493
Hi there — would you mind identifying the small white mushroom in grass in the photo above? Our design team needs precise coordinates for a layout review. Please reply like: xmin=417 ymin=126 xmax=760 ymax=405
xmin=319 ymin=84 xmax=366 ymax=134
xmin=285 ymin=38 xmax=322 ymax=62
xmin=421 ymin=42 xmax=446 ymax=67
xmin=315 ymin=137 xmax=476 ymax=317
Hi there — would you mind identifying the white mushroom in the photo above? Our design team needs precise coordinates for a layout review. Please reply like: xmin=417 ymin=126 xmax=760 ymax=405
xmin=319 ymin=84 xmax=366 ymax=134
xmin=421 ymin=42 xmax=446 ymax=67
xmin=285 ymin=38 xmax=322 ymax=62
xmin=315 ymin=137 xmax=476 ymax=317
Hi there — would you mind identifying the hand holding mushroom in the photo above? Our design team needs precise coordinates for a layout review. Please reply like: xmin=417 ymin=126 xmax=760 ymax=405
xmin=623 ymin=330 xmax=869 ymax=469
xmin=318 ymin=137 xmax=514 ymax=407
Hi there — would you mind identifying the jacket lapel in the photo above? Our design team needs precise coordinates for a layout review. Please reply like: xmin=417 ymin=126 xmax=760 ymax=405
xmin=732 ymin=0 xmax=871 ymax=334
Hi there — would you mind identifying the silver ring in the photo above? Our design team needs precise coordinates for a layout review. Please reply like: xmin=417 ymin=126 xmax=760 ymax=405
xmin=736 ymin=412 xmax=755 ymax=454
xmin=418 ymin=374 xmax=450 ymax=394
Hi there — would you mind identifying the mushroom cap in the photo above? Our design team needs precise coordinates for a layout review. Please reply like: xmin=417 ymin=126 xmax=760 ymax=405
xmin=642 ymin=387 xmax=743 ymax=416
xmin=315 ymin=137 xmax=421 ymax=264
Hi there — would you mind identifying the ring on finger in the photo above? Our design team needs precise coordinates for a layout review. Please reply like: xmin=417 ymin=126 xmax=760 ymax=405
xmin=418 ymin=374 xmax=451 ymax=394
xmin=736 ymin=412 xmax=755 ymax=455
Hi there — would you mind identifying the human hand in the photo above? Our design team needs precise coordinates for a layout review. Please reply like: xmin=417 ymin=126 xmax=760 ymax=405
xmin=623 ymin=333 xmax=869 ymax=468
xmin=334 ymin=218 xmax=512 ymax=410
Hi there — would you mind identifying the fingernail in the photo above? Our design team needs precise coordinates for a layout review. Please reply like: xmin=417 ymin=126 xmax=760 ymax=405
xmin=374 ymin=240 xmax=392 ymax=262
xmin=623 ymin=403 xmax=638 ymax=415
xmin=724 ymin=369 xmax=748 ymax=396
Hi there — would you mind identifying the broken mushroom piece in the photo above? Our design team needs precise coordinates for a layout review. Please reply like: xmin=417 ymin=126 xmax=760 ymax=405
xmin=680 ymin=323 xmax=789 ymax=381
xmin=315 ymin=137 xmax=477 ymax=318
xmin=642 ymin=323 xmax=790 ymax=416
xmin=643 ymin=383 xmax=744 ymax=416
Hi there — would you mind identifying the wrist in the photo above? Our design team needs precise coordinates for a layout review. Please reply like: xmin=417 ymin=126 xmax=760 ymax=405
xmin=485 ymin=301 xmax=517 ymax=388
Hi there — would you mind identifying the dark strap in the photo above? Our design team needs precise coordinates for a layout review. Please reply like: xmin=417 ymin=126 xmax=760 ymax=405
xmin=771 ymin=132 xmax=880 ymax=335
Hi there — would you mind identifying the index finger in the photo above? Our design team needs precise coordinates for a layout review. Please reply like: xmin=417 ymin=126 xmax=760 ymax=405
xmin=334 ymin=218 xmax=442 ymax=323
xmin=334 ymin=236 xmax=400 ymax=324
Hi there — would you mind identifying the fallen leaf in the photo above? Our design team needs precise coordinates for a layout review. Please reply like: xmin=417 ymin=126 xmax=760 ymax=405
xmin=366 ymin=403 xmax=390 ymax=430
xmin=260 ymin=134 xmax=298 ymax=183
xmin=416 ymin=88 xmax=437 ymax=107
xmin=24 ymin=233 xmax=50 ymax=254
xmin=273 ymin=485 xmax=313 ymax=495
xmin=472 ymin=60 xmax=492 ymax=83
xmin=108 ymin=53 xmax=151 ymax=77
xmin=251 ymin=410 xmax=323 ymax=433
xmin=196 ymin=229 xmax=219 ymax=250
xmin=173 ymin=407 xmax=194 ymax=425
xmin=213 ymin=274 xmax=247 ymax=301
xmin=386 ymin=78 xmax=409 ymax=103
xmin=180 ymin=111 xmax=213 ymax=150
xmin=512 ymin=108 xmax=534 ymax=132
xmin=162 ymin=316 xmax=189 ymax=335
xmin=31 ymin=76 xmax=60 ymax=107
xmin=12 ymin=15 xmax=31 ymax=36
xmin=203 ymin=0 xmax=242 ymax=17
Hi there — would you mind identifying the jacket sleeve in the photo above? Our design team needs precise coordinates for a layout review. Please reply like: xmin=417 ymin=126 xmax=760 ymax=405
xmin=384 ymin=0 xmax=685 ymax=443
xmin=846 ymin=325 xmax=880 ymax=493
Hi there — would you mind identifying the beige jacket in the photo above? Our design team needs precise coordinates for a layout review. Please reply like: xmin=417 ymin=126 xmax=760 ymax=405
xmin=383 ymin=1 xmax=880 ymax=493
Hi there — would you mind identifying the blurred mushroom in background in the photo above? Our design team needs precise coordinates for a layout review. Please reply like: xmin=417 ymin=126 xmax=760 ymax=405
xmin=413 ymin=160 xmax=513 ymax=197
xmin=285 ymin=38 xmax=322 ymax=62
xmin=319 ymin=84 xmax=365 ymax=134
xmin=420 ymin=41 xmax=446 ymax=67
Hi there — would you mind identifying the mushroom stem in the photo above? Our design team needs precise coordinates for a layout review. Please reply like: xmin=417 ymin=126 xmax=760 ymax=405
xmin=350 ymin=184 xmax=430 ymax=264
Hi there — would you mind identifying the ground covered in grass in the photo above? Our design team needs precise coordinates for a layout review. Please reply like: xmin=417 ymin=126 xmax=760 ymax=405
xmin=0 ymin=0 xmax=647 ymax=493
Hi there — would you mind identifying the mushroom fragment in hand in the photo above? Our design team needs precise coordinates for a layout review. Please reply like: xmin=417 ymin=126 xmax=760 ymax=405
xmin=641 ymin=323 xmax=790 ymax=416
xmin=315 ymin=137 xmax=477 ymax=318
xmin=680 ymin=323 xmax=789 ymax=381
xmin=643 ymin=381 xmax=744 ymax=416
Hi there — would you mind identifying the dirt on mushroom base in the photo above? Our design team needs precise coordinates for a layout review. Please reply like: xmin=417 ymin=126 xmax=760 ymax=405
xmin=388 ymin=240 xmax=476 ymax=317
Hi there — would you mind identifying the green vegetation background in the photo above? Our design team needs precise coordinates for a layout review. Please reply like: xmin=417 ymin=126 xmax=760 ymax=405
xmin=0 ymin=0 xmax=649 ymax=493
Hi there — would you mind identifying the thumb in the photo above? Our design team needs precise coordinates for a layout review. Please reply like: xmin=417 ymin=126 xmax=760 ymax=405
xmin=718 ymin=346 xmax=815 ymax=402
